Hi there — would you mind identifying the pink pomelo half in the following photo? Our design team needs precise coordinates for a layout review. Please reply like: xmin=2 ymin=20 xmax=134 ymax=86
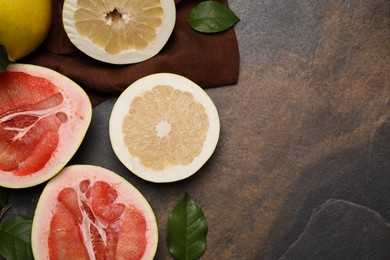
xmin=32 ymin=164 xmax=158 ymax=260
xmin=0 ymin=64 xmax=92 ymax=188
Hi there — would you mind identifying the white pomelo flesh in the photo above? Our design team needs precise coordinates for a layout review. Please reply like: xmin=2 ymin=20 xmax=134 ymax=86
xmin=109 ymin=73 xmax=220 ymax=183
xmin=62 ymin=0 xmax=176 ymax=64
xmin=0 ymin=64 xmax=92 ymax=188
xmin=32 ymin=164 xmax=158 ymax=260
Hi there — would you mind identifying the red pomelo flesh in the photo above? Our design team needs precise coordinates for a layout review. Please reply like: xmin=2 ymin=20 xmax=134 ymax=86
xmin=32 ymin=165 xmax=158 ymax=260
xmin=0 ymin=64 xmax=92 ymax=188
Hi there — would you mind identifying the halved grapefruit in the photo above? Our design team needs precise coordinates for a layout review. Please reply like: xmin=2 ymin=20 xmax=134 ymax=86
xmin=62 ymin=0 xmax=176 ymax=64
xmin=0 ymin=64 xmax=92 ymax=188
xmin=109 ymin=73 xmax=220 ymax=183
xmin=32 ymin=164 xmax=158 ymax=260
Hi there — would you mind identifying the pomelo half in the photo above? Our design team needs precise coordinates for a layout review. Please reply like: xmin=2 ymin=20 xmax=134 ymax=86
xmin=0 ymin=64 xmax=92 ymax=188
xmin=32 ymin=164 xmax=158 ymax=260
xmin=109 ymin=73 xmax=220 ymax=183
xmin=62 ymin=0 xmax=176 ymax=64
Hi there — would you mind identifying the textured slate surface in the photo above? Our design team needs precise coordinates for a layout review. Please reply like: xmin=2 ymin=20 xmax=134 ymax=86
xmin=279 ymin=200 xmax=390 ymax=260
xmin=4 ymin=0 xmax=390 ymax=259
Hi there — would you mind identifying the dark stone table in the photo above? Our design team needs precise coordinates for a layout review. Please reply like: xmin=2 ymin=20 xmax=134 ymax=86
xmin=6 ymin=0 xmax=390 ymax=259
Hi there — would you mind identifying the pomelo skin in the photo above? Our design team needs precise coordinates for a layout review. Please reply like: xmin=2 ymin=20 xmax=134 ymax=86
xmin=32 ymin=164 xmax=158 ymax=260
xmin=0 ymin=64 xmax=92 ymax=188
xmin=0 ymin=0 xmax=52 ymax=60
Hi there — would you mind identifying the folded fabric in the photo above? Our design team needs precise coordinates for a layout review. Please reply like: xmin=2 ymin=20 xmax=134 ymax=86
xmin=22 ymin=0 xmax=240 ymax=106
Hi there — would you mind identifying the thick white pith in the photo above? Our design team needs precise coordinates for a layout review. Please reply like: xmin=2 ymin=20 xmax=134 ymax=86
xmin=156 ymin=120 xmax=172 ymax=137
xmin=0 ymin=95 xmax=68 ymax=141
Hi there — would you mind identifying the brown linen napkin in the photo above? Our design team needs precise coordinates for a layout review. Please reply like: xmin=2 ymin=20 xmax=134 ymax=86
xmin=21 ymin=0 xmax=240 ymax=106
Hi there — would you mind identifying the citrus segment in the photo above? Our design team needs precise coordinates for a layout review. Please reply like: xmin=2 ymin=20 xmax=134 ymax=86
xmin=0 ymin=64 xmax=92 ymax=188
xmin=122 ymin=85 xmax=210 ymax=170
xmin=63 ymin=0 xmax=176 ymax=64
xmin=110 ymin=73 xmax=220 ymax=183
xmin=32 ymin=165 xmax=158 ymax=260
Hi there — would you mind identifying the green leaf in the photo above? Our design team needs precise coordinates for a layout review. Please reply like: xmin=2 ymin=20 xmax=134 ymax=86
xmin=0 ymin=188 xmax=10 ymax=209
xmin=0 ymin=44 xmax=13 ymax=72
xmin=0 ymin=188 xmax=11 ymax=220
xmin=0 ymin=216 xmax=33 ymax=260
xmin=0 ymin=204 xmax=12 ymax=222
xmin=188 ymin=1 xmax=240 ymax=33
xmin=167 ymin=193 xmax=208 ymax=260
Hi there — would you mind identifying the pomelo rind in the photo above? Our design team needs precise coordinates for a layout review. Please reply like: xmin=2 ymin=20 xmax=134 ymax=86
xmin=0 ymin=64 xmax=92 ymax=188
xmin=109 ymin=73 xmax=220 ymax=183
xmin=31 ymin=164 xmax=158 ymax=260
xmin=62 ymin=0 xmax=176 ymax=64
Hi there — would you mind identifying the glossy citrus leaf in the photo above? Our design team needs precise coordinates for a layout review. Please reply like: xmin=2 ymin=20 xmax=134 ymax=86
xmin=0 ymin=187 xmax=10 ymax=209
xmin=0 ymin=187 xmax=11 ymax=220
xmin=188 ymin=1 xmax=240 ymax=33
xmin=0 ymin=44 xmax=13 ymax=72
xmin=167 ymin=193 xmax=208 ymax=260
xmin=0 ymin=216 xmax=33 ymax=260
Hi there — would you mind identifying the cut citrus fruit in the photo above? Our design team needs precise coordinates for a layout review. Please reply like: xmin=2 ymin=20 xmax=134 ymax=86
xmin=0 ymin=64 xmax=92 ymax=188
xmin=62 ymin=0 xmax=176 ymax=64
xmin=0 ymin=0 xmax=52 ymax=60
xmin=32 ymin=164 xmax=158 ymax=259
xmin=109 ymin=73 xmax=220 ymax=183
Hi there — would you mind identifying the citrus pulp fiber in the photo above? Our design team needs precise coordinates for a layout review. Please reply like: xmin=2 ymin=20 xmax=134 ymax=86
xmin=62 ymin=0 xmax=176 ymax=64
xmin=109 ymin=73 xmax=220 ymax=183
xmin=0 ymin=0 xmax=52 ymax=60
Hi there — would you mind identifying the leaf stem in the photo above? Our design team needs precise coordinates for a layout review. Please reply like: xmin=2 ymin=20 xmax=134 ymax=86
xmin=0 ymin=204 xmax=12 ymax=221
xmin=0 ymin=44 xmax=14 ymax=72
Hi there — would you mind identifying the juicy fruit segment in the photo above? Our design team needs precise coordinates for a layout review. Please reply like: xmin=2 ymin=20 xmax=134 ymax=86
xmin=32 ymin=165 xmax=158 ymax=259
xmin=0 ymin=64 xmax=92 ymax=188
xmin=49 ymin=183 xmax=146 ymax=259
xmin=0 ymin=0 xmax=52 ymax=60
xmin=123 ymin=85 xmax=209 ymax=170
xmin=75 ymin=0 xmax=163 ymax=54
xmin=0 ymin=74 xmax=62 ymax=175
xmin=110 ymin=73 xmax=220 ymax=183
xmin=63 ymin=0 xmax=176 ymax=64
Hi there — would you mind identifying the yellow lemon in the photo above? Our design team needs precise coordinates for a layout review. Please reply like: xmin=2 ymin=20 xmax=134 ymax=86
xmin=0 ymin=0 xmax=52 ymax=60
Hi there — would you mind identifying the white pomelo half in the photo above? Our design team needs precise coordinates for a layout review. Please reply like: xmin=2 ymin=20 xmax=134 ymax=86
xmin=109 ymin=73 xmax=220 ymax=183
xmin=32 ymin=164 xmax=158 ymax=259
xmin=62 ymin=0 xmax=176 ymax=64
xmin=0 ymin=64 xmax=92 ymax=188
